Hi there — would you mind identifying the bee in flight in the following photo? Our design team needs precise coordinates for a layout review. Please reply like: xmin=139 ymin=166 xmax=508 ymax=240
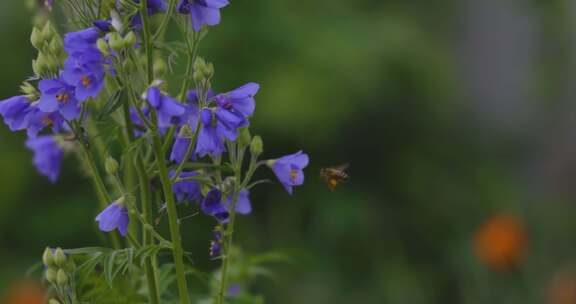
xmin=320 ymin=164 xmax=350 ymax=191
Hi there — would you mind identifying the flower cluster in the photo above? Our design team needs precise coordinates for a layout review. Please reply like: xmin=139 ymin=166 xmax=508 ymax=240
xmin=0 ymin=22 xmax=108 ymax=181
xmin=2 ymin=1 xmax=310 ymax=302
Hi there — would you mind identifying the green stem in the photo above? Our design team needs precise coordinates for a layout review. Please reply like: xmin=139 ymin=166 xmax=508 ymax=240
xmin=178 ymin=31 xmax=200 ymax=101
xmin=140 ymin=0 xmax=154 ymax=83
xmin=150 ymin=110 xmax=191 ymax=304
xmin=133 ymin=131 xmax=162 ymax=304
xmin=80 ymin=144 xmax=122 ymax=249
xmin=153 ymin=0 xmax=178 ymax=40
xmin=169 ymin=119 xmax=201 ymax=183
xmin=216 ymin=151 xmax=246 ymax=304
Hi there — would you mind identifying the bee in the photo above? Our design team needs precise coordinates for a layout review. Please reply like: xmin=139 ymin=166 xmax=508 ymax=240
xmin=320 ymin=164 xmax=350 ymax=191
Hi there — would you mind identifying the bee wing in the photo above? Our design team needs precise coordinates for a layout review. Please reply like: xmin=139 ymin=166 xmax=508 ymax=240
xmin=335 ymin=163 xmax=350 ymax=172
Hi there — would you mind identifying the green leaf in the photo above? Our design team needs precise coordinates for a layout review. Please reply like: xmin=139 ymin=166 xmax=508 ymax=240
xmin=97 ymin=89 xmax=125 ymax=121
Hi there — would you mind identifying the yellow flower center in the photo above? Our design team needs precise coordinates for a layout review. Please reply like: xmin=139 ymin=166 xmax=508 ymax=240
xmin=42 ymin=116 xmax=53 ymax=126
xmin=56 ymin=92 xmax=70 ymax=103
xmin=290 ymin=169 xmax=298 ymax=183
xmin=81 ymin=75 xmax=91 ymax=87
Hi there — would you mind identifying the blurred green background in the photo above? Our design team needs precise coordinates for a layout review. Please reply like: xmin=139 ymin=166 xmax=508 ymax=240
xmin=4 ymin=0 xmax=576 ymax=303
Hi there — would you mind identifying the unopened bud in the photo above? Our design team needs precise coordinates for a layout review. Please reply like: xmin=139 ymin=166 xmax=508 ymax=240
xmin=105 ymin=156 xmax=119 ymax=175
xmin=49 ymin=299 xmax=62 ymax=304
xmin=30 ymin=27 xmax=43 ymax=49
xmin=41 ymin=22 xmax=55 ymax=42
xmin=153 ymin=56 xmax=167 ymax=78
xmin=42 ymin=247 xmax=55 ymax=267
xmin=35 ymin=53 xmax=50 ymax=74
xmin=124 ymin=31 xmax=136 ymax=48
xmin=222 ymin=176 xmax=236 ymax=194
xmin=49 ymin=38 xmax=64 ymax=58
xmin=108 ymin=32 xmax=124 ymax=52
xmin=45 ymin=268 xmax=57 ymax=283
xmin=54 ymin=248 xmax=67 ymax=267
xmin=97 ymin=38 xmax=109 ymax=56
xmin=56 ymin=269 xmax=68 ymax=287
xmin=32 ymin=59 xmax=40 ymax=75
xmin=203 ymin=62 xmax=214 ymax=78
xmin=21 ymin=82 xmax=39 ymax=100
xmin=45 ymin=54 xmax=60 ymax=72
xmin=178 ymin=124 xmax=194 ymax=139
xmin=193 ymin=70 xmax=204 ymax=83
xmin=238 ymin=127 xmax=251 ymax=147
xmin=193 ymin=57 xmax=207 ymax=72
xmin=250 ymin=135 xmax=263 ymax=156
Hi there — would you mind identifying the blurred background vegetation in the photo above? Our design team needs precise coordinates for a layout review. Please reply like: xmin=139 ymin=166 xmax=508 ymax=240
xmin=4 ymin=0 xmax=576 ymax=303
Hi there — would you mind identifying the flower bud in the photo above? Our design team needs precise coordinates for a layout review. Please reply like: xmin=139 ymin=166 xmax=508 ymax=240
xmin=32 ymin=59 xmax=40 ymax=75
xmin=49 ymin=38 xmax=64 ymax=58
xmin=105 ymin=156 xmax=119 ymax=175
xmin=193 ymin=70 xmax=204 ymax=83
xmin=222 ymin=176 xmax=236 ymax=194
xmin=203 ymin=62 xmax=214 ymax=78
xmin=154 ymin=56 xmax=168 ymax=78
xmin=45 ymin=54 xmax=60 ymax=73
xmin=35 ymin=53 xmax=50 ymax=75
xmin=54 ymin=247 xmax=67 ymax=267
xmin=238 ymin=127 xmax=251 ymax=147
xmin=41 ymin=22 xmax=55 ymax=42
xmin=42 ymin=247 xmax=55 ymax=267
xmin=97 ymin=38 xmax=110 ymax=56
xmin=108 ymin=32 xmax=124 ymax=52
xmin=48 ymin=299 xmax=62 ymax=304
xmin=178 ymin=124 xmax=194 ymax=139
xmin=20 ymin=82 xmax=39 ymax=100
xmin=193 ymin=57 xmax=207 ymax=72
xmin=45 ymin=268 xmax=57 ymax=283
xmin=30 ymin=27 xmax=43 ymax=50
xmin=56 ymin=269 xmax=68 ymax=287
xmin=250 ymin=136 xmax=263 ymax=156
xmin=124 ymin=31 xmax=136 ymax=49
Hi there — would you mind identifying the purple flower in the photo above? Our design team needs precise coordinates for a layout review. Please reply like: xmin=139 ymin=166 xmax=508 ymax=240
xmin=213 ymin=83 xmax=259 ymax=118
xmin=130 ymin=0 xmax=168 ymax=28
xmin=25 ymin=135 xmax=63 ymax=182
xmin=63 ymin=27 xmax=102 ymax=57
xmin=62 ymin=28 xmax=106 ymax=101
xmin=24 ymin=105 xmax=66 ymax=138
xmin=62 ymin=59 xmax=105 ymax=101
xmin=201 ymin=188 xmax=252 ymax=223
xmin=37 ymin=78 xmax=81 ymax=120
xmin=268 ymin=151 xmax=309 ymax=194
xmin=177 ymin=0 xmax=230 ymax=32
xmin=196 ymin=109 xmax=226 ymax=157
xmin=95 ymin=201 xmax=129 ymax=236
xmin=228 ymin=284 xmax=241 ymax=298
xmin=170 ymin=136 xmax=192 ymax=163
xmin=146 ymin=87 xmax=187 ymax=128
xmin=170 ymin=171 xmax=202 ymax=203
xmin=201 ymin=189 xmax=229 ymax=222
xmin=129 ymin=107 xmax=150 ymax=137
xmin=224 ymin=189 xmax=252 ymax=215
xmin=0 ymin=95 xmax=32 ymax=132
xmin=93 ymin=20 xmax=113 ymax=32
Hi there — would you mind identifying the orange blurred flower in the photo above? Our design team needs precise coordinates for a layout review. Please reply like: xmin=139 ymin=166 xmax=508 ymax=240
xmin=474 ymin=214 xmax=527 ymax=272
xmin=1 ymin=280 xmax=45 ymax=304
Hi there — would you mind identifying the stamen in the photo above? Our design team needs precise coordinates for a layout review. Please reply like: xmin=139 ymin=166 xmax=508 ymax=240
xmin=56 ymin=92 xmax=70 ymax=103
xmin=290 ymin=169 xmax=298 ymax=182
xmin=81 ymin=75 xmax=91 ymax=87
xmin=42 ymin=116 xmax=53 ymax=127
